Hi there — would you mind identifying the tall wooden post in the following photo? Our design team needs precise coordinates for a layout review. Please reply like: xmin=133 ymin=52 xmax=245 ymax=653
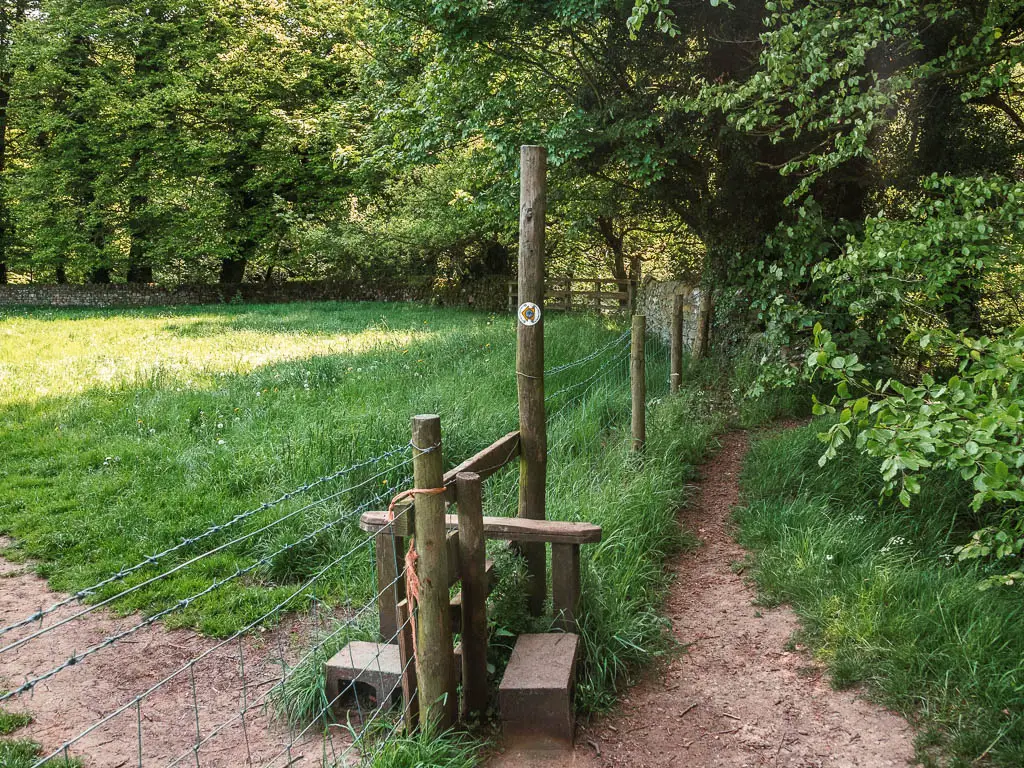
xmin=593 ymin=280 xmax=602 ymax=313
xmin=517 ymin=145 xmax=548 ymax=615
xmin=670 ymin=293 xmax=683 ymax=395
xmin=411 ymin=414 xmax=456 ymax=732
xmin=631 ymin=315 xmax=646 ymax=452
xmin=456 ymin=472 xmax=488 ymax=720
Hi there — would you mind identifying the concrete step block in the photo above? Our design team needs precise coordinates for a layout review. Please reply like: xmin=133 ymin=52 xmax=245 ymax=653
xmin=324 ymin=641 xmax=403 ymax=711
xmin=498 ymin=633 xmax=580 ymax=751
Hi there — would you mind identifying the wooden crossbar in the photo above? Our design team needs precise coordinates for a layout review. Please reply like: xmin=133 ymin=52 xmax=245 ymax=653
xmin=360 ymin=511 xmax=602 ymax=545
xmin=441 ymin=431 xmax=520 ymax=503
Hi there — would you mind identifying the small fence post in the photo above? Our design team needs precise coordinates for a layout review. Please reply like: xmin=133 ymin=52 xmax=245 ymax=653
xmin=693 ymin=288 xmax=713 ymax=359
xmin=411 ymin=414 xmax=456 ymax=732
xmin=456 ymin=471 xmax=488 ymax=721
xmin=631 ymin=314 xmax=646 ymax=451
xmin=670 ymin=293 xmax=683 ymax=395
xmin=593 ymin=280 xmax=601 ymax=313
xmin=565 ymin=273 xmax=573 ymax=312
xmin=375 ymin=528 xmax=403 ymax=642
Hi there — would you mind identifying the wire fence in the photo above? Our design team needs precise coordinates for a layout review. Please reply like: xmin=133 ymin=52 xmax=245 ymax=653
xmin=1 ymin=320 xmax=672 ymax=768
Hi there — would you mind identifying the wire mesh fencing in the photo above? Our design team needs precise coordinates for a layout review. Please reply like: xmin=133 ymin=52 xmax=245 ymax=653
xmin=1 ymin=446 xmax=419 ymax=768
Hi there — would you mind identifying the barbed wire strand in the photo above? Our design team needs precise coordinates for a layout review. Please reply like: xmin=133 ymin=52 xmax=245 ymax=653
xmin=26 ymin=491 xmax=412 ymax=768
xmin=544 ymin=329 xmax=630 ymax=376
xmin=6 ymin=473 xmax=414 ymax=704
xmin=1 ymin=457 xmax=412 ymax=660
xmin=0 ymin=443 xmax=410 ymax=640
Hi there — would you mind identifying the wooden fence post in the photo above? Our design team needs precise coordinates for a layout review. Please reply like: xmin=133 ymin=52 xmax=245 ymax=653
xmin=631 ymin=314 xmax=646 ymax=452
xmin=693 ymin=287 xmax=713 ymax=359
xmin=670 ymin=293 xmax=683 ymax=395
xmin=517 ymin=145 xmax=548 ymax=616
xmin=593 ymin=280 xmax=601 ymax=313
xmin=375 ymin=528 xmax=403 ymax=642
xmin=397 ymin=598 xmax=419 ymax=732
xmin=456 ymin=471 xmax=488 ymax=720
xmin=411 ymin=414 xmax=456 ymax=732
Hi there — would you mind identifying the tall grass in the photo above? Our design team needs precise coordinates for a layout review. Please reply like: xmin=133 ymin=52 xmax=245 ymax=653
xmin=737 ymin=422 xmax=1024 ymax=767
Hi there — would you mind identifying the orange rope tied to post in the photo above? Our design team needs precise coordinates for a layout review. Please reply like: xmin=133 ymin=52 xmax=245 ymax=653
xmin=384 ymin=487 xmax=447 ymax=522
xmin=385 ymin=487 xmax=446 ymax=659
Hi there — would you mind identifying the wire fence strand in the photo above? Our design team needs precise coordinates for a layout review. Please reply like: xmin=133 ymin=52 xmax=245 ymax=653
xmin=0 ymin=443 xmax=410 ymax=640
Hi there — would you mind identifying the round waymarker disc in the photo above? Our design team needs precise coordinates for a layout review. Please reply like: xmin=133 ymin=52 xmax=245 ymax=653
xmin=518 ymin=302 xmax=541 ymax=326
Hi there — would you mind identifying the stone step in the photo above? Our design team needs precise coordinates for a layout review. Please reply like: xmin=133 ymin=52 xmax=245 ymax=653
xmin=324 ymin=641 xmax=403 ymax=711
xmin=498 ymin=633 xmax=580 ymax=751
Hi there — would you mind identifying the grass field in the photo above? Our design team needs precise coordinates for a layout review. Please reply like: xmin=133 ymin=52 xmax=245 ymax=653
xmin=737 ymin=423 xmax=1024 ymax=768
xmin=0 ymin=302 xmax=638 ymax=632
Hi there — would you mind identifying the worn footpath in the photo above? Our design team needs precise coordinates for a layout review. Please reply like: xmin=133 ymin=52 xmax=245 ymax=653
xmin=493 ymin=431 xmax=916 ymax=768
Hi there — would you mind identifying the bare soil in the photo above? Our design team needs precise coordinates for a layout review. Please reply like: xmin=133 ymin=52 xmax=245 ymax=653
xmin=491 ymin=431 xmax=917 ymax=768
xmin=0 ymin=544 xmax=354 ymax=767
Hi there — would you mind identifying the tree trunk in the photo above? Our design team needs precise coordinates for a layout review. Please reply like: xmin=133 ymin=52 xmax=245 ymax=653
xmin=597 ymin=216 xmax=629 ymax=307
xmin=219 ymin=257 xmax=247 ymax=284
xmin=0 ymin=2 xmax=27 ymax=292
xmin=55 ymin=264 xmax=67 ymax=284
xmin=127 ymin=195 xmax=152 ymax=283
xmin=693 ymin=289 xmax=714 ymax=359
xmin=88 ymin=267 xmax=111 ymax=284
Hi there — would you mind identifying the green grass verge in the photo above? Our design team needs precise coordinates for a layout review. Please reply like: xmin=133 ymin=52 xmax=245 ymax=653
xmin=0 ymin=710 xmax=31 ymax=737
xmin=0 ymin=739 xmax=80 ymax=768
xmin=736 ymin=421 xmax=1024 ymax=767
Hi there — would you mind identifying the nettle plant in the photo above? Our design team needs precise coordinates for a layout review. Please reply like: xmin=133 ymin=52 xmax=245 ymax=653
xmin=810 ymin=325 xmax=1024 ymax=588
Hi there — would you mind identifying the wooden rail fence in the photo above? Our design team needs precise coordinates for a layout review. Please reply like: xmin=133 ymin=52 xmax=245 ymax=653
xmin=506 ymin=276 xmax=634 ymax=314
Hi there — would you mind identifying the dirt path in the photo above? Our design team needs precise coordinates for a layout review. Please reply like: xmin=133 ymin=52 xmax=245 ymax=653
xmin=493 ymin=431 xmax=917 ymax=768
xmin=0 ymin=547 xmax=346 ymax=767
